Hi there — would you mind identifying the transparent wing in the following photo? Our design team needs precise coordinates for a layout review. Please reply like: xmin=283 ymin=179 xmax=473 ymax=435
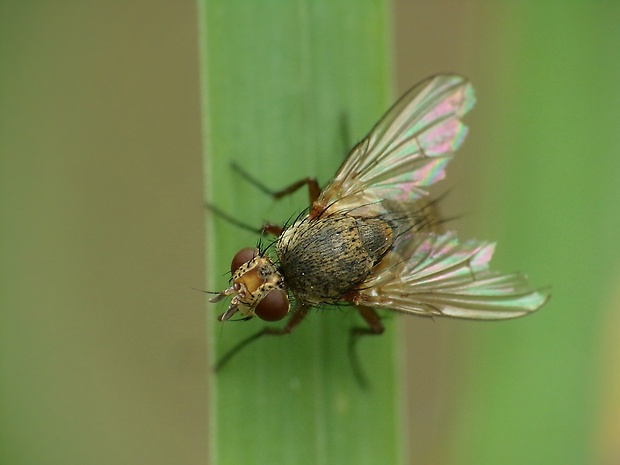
xmin=354 ymin=231 xmax=549 ymax=319
xmin=315 ymin=74 xmax=475 ymax=215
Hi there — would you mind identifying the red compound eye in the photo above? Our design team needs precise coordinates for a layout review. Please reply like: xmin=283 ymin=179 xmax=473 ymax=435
xmin=255 ymin=289 xmax=289 ymax=322
xmin=230 ymin=248 xmax=258 ymax=274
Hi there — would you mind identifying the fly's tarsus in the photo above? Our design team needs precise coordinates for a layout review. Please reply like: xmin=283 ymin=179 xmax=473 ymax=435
xmin=231 ymin=160 xmax=321 ymax=206
xmin=206 ymin=203 xmax=263 ymax=234
xmin=347 ymin=306 xmax=385 ymax=388
xmin=215 ymin=328 xmax=267 ymax=372
xmin=215 ymin=304 xmax=310 ymax=372
xmin=206 ymin=202 xmax=284 ymax=237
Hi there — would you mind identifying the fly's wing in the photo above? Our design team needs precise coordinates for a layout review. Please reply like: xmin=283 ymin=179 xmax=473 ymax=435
xmin=354 ymin=231 xmax=549 ymax=319
xmin=315 ymin=74 xmax=475 ymax=216
xmin=314 ymin=74 xmax=547 ymax=317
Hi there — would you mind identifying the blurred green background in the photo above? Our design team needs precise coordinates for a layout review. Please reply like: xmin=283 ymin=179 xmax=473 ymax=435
xmin=1 ymin=2 xmax=619 ymax=465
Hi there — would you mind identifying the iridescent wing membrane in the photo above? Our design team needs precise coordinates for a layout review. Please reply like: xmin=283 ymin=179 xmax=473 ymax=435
xmin=316 ymin=75 xmax=475 ymax=215
xmin=358 ymin=232 xmax=548 ymax=319
xmin=316 ymin=74 xmax=548 ymax=319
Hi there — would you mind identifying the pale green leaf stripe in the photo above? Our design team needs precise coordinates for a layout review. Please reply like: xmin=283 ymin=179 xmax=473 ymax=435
xmin=198 ymin=1 xmax=405 ymax=465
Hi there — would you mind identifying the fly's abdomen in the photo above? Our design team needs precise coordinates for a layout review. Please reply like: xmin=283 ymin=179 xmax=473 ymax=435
xmin=277 ymin=214 xmax=394 ymax=305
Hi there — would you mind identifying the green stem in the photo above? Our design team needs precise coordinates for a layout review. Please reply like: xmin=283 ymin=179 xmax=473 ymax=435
xmin=198 ymin=1 xmax=404 ymax=464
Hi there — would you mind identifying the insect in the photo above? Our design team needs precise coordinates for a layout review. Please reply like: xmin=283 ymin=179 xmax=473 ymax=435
xmin=210 ymin=74 xmax=549 ymax=373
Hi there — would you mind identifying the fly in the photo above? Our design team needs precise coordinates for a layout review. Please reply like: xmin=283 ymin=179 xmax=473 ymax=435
xmin=209 ymin=74 xmax=549 ymax=377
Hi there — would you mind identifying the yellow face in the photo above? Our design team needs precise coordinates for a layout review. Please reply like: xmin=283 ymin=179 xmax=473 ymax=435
xmin=211 ymin=251 xmax=290 ymax=322
xmin=231 ymin=256 xmax=283 ymax=315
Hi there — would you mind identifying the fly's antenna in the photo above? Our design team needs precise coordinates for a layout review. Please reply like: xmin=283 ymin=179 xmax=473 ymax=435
xmin=191 ymin=287 xmax=220 ymax=296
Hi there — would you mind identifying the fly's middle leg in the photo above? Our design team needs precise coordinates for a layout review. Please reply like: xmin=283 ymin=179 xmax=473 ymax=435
xmin=231 ymin=161 xmax=320 ymax=206
xmin=207 ymin=162 xmax=320 ymax=235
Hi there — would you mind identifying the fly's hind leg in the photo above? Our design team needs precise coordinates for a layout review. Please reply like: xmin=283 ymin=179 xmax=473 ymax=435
xmin=348 ymin=306 xmax=385 ymax=388
xmin=231 ymin=161 xmax=321 ymax=206
xmin=215 ymin=303 xmax=310 ymax=372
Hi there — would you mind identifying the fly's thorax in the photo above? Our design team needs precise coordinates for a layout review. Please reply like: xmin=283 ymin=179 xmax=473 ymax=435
xmin=277 ymin=214 xmax=394 ymax=305
xmin=211 ymin=249 xmax=290 ymax=322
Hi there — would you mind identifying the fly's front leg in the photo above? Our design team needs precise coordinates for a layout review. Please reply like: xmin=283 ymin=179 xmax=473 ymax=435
xmin=348 ymin=306 xmax=385 ymax=388
xmin=206 ymin=203 xmax=284 ymax=237
xmin=261 ymin=223 xmax=283 ymax=236
xmin=206 ymin=203 xmax=261 ymax=234
xmin=231 ymin=161 xmax=321 ymax=206
xmin=210 ymin=162 xmax=319 ymax=235
xmin=215 ymin=303 xmax=310 ymax=372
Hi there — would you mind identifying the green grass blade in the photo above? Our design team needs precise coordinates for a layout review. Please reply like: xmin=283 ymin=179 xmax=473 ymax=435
xmin=197 ymin=1 xmax=404 ymax=464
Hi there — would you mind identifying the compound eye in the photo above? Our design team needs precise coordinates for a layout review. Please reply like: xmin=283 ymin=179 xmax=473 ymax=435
xmin=254 ymin=289 xmax=289 ymax=322
xmin=230 ymin=248 xmax=259 ymax=274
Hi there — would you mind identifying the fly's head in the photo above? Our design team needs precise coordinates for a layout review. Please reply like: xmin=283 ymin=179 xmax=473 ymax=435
xmin=210 ymin=248 xmax=290 ymax=322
